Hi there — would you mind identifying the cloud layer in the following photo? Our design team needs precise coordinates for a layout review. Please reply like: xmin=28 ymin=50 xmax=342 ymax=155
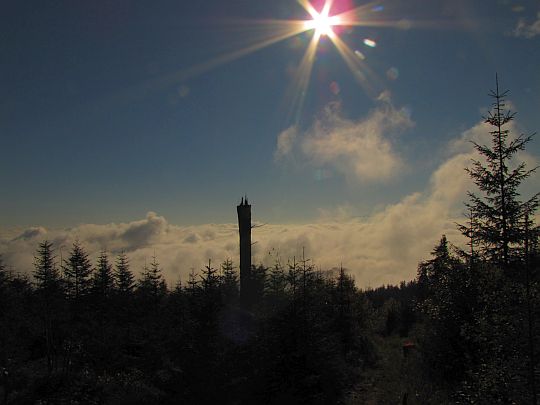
xmin=1 ymin=117 xmax=537 ymax=288
xmin=0 ymin=209 xmax=458 ymax=289
xmin=275 ymin=101 xmax=413 ymax=183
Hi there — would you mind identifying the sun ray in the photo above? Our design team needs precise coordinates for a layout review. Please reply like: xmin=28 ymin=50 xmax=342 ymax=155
xmin=326 ymin=30 xmax=381 ymax=97
xmin=321 ymin=0 xmax=333 ymax=17
xmin=89 ymin=20 xmax=310 ymax=112
xmin=149 ymin=21 xmax=308 ymax=89
xmin=297 ymin=0 xmax=320 ymax=19
xmin=283 ymin=30 xmax=322 ymax=124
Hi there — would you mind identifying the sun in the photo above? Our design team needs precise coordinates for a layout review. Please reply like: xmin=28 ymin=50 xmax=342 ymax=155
xmin=304 ymin=8 xmax=341 ymax=36
xmin=137 ymin=0 xmax=391 ymax=124
xmin=303 ymin=3 xmax=341 ymax=37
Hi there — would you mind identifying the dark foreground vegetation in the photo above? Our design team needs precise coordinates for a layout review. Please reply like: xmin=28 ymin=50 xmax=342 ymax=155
xmin=1 ymin=82 xmax=539 ymax=404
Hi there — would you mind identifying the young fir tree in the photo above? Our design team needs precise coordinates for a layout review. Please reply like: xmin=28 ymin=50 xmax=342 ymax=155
xmin=114 ymin=251 xmax=134 ymax=295
xmin=63 ymin=241 xmax=92 ymax=300
xmin=334 ymin=267 xmax=357 ymax=354
xmin=33 ymin=240 xmax=63 ymax=374
xmin=139 ymin=255 xmax=167 ymax=300
xmin=266 ymin=259 xmax=287 ymax=309
xmin=34 ymin=241 xmax=62 ymax=295
xmin=197 ymin=260 xmax=222 ymax=328
xmin=220 ymin=258 xmax=238 ymax=305
xmin=464 ymin=76 xmax=538 ymax=267
xmin=417 ymin=236 xmax=473 ymax=382
xmin=92 ymin=250 xmax=114 ymax=298
xmin=187 ymin=268 xmax=199 ymax=294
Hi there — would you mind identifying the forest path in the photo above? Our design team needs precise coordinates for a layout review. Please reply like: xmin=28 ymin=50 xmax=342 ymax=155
xmin=345 ymin=335 xmax=407 ymax=404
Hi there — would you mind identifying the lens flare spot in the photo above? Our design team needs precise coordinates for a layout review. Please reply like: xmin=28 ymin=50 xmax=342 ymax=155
xmin=363 ymin=38 xmax=377 ymax=48
xmin=354 ymin=50 xmax=366 ymax=60
xmin=329 ymin=81 xmax=340 ymax=95
xmin=372 ymin=5 xmax=384 ymax=12
xmin=386 ymin=67 xmax=399 ymax=80
xmin=178 ymin=85 xmax=190 ymax=98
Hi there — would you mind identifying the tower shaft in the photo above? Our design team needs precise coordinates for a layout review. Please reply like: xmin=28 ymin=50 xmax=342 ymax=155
xmin=237 ymin=199 xmax=252 ymax=307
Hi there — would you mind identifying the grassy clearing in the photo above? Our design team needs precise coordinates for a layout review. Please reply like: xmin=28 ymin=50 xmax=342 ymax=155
xmin=346 ymin=334 xmax=453 ymax=404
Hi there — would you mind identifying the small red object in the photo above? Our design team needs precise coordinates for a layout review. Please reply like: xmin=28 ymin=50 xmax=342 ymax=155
xmin=402 ymin=341 xmax=415 ymax=357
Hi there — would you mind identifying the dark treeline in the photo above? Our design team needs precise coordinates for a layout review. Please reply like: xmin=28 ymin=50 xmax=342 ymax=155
xmin=1 ymin=246 xmax=377 ymax=404
xmin=1 ymin=81 xmax=539 ymax=404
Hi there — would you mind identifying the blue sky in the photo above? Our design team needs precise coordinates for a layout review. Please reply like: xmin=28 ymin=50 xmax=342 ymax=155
xmin=1 ymin=0 xmax=539 ymax=228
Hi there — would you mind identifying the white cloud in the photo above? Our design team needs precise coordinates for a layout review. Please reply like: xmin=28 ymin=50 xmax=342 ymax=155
xmin=275 ymin=101 xmax=413 ymax=183
xmin=274 ymin=126 xmax=298 ymax=161
xmin=513 ymin=12 xmax=540 ymax=38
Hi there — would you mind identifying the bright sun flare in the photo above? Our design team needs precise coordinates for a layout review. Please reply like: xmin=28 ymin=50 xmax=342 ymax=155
xmin=158 ymin=0 xmax=385 ymax=124
xmin=304 ymin=8 xmax=340 ymax=36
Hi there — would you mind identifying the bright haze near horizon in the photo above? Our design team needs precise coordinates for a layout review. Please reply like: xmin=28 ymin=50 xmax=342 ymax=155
xmin=1 ymin=0 xmax=539 ymax=286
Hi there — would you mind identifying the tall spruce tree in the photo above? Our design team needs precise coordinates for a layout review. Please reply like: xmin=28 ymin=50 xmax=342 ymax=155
xmin=464 ymin=75 xmax=538 ymax=267
xmin=460 ymin=77 xmax=539 ymax=403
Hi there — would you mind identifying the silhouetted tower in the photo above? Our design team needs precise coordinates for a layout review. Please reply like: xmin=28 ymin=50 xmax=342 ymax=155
xmin=237 ymin=196 xmax=252 ymax=307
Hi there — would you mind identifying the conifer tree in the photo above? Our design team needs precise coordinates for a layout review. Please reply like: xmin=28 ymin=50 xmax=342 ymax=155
xmin=334 ymin=267 xmax=356 ymax=353
xmin=266 ymin=260 xmax=287 ymax=308
xmin=63 ymin=241 xmax=92 ymax=300
xmin=523 ymin=210 xmax=539 ymax=405
xmin=139 ymin=255 xmax=167 ymax=300
xmin=199 ymin=260 xmax=222 ymax=313
xmin=417 ymin=236 xmax=472 ymax=381
xmin=464 ymin=76 xmax=538 ymax=267
xmin=34 ymin=241 xmax=62 ymax=294
xmin=220 ymin=258 xmax=238 ymax=305
xmin=417 ymin=235 xmax=452 ymax=298
xmin=92 ymin=250 xmax=114 ymax=298
xmin=33 ymin=241 xmax=63 ymax=374
xmin=115 ymin=251 xmax=134 ymax=295
xmin=0 ymin=255 xmax=8 ymax=327
xmin=187 ymin=268 xmax=199 ymax=294
xmin=200 ymin=259 xmax=220 ymax=292
xmin=0 ymin=255 xmax=9 ymax=289
xmin=460 ymin=77 xmax=539 ymax=402
xmin=287 ymin=256 xmax=300 ymax=297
